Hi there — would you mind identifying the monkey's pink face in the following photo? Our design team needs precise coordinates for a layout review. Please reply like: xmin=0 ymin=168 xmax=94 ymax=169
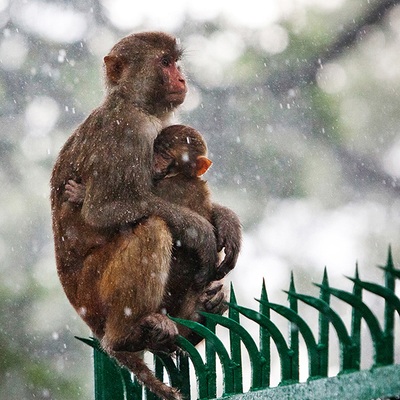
xmin=158 ymin=55 xmax=187 ymax=106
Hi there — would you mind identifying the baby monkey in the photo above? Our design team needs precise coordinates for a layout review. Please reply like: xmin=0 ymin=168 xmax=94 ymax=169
xmin=153 ymin=125 xmax=227 ymax=342
xmin=66 ymin=125 xmax=227 ymax=342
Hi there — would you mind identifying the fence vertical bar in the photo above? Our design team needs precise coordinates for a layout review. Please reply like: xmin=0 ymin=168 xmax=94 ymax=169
xmin=259 ymin=280 xmax=270 ymax=388
xmin=205 ymin=318 xmax=217 ymax=399
xmin=132 ymin=376 xmax=144 ymax=400
xmin=288 ymin=272 xmax=299 ymax=382
xmin=318 ymin=268 xmax=330 ymax=377
xmin=148 ymin=356 xmax=164 ymax=400
xmin=383 ymin=246 xmax=395 ymax=365
xmin=177 ymin=352 xmax=191 ymax=399
xmin=120 ymin=368 xmax=138 ymax=399
xmin=229 ymin=284 xmax=243 ymax=394
xmin=93 ymin=345 xmax=126 ymax=400
xmin=351 ymin=265 xmax=362 ymax=371
xmin=174 ymin=334 xmax=209 ymax=399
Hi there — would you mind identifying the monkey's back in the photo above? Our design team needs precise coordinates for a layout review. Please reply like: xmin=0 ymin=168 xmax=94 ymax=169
xmin=50 ymin=100 xmax=158 ymax=335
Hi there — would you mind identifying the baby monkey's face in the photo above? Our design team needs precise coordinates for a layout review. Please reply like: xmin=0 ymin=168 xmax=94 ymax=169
xmin=153 ymin=126 xmax=211 ymax=180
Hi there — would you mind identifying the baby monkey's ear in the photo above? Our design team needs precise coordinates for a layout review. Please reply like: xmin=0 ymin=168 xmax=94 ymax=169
xmin=196 ymin=156 xmax=212 ymax=176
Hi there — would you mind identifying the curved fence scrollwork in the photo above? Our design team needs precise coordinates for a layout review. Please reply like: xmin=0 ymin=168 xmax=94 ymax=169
xmin=78 ymin=247 xmax=400 ymax=399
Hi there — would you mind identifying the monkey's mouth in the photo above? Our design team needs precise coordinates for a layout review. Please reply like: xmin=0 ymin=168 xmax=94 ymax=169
xmin=166 ymin=91 xmax=187 ymax=104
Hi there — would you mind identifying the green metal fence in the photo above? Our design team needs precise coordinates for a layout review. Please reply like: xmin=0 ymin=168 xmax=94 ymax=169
xmin=78 ymin=248 xmax=400 ymax=399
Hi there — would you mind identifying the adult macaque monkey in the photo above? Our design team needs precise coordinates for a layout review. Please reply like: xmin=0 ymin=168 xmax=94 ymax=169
xmin=51 ymin=32 xmax=241 ymax=400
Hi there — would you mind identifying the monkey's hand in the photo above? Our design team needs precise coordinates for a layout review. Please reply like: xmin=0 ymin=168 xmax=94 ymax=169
xmin=212 ymin=204 xmax=242 ymax=280
xmin=65 ymin=180 xmax=86 ymax=204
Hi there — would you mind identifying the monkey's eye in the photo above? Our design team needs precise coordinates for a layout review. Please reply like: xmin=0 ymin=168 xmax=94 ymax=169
xmin=161 ymin=57 xmax=170 ymax=67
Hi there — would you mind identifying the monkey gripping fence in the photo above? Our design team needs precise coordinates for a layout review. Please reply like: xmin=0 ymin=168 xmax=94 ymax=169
xmin=77 ymin=247 xmax=400 ymax=399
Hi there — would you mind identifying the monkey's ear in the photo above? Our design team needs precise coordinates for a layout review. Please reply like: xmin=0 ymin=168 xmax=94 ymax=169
xmin=196 ymin=156 xmax=212 ymax=176
xmin=104 ymin=55 xmax=126 ymax=84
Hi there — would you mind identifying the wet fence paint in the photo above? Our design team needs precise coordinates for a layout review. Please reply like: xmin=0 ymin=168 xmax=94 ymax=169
xmin=77 ymin=247 xmax=400 ymax=399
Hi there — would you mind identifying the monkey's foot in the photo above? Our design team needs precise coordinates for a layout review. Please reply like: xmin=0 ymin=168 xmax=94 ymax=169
xmin=141 ymin=313 xmax=179 ymax=353
xmin=178 ymin=281 xmax=228 ymax=346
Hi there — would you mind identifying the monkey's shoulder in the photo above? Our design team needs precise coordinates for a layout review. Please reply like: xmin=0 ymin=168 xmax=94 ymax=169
xmin=100 ymin=99 xmax=162 ymax=140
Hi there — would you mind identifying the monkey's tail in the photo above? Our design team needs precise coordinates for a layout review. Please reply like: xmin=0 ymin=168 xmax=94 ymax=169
xmin=110 ymin=350 xmax=183 ymax=400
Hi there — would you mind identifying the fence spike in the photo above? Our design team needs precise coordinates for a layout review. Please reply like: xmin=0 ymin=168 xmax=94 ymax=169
xmin=322 ymin=267 xmax=329 ymax=285
xmin=229 ymin=282 xmax=240 ymax=323
xmin=318 ymin=268 xmax=330 ymax=377
xmin=383 ymin=246 xmax=395 ymax=365
xmin=288 ymin=272 xmax=299 ymax=382
xmin=350 ymin=263 xmax=362 ymax=370
xmin=259 ymin=278 xmax=271 ymax=387
xmin=257 ymin=299 xmax=320 ymax=378
xmin=387 ymin=245 xmax=394 ymax=269
xmin=286 ymin=290 xmax=353 ymax=372
xmin=346 ymin=277 xmax=400 ymax=316
xmin=378 ymin=246 xmax=400 ymax=278
xmin=259 ymin=279 xmax=269 ymax=316
xmin=314 ymin=283 xmax=386 ymax=367
xmin=228 ymin=302 xmax=292 ymax=384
